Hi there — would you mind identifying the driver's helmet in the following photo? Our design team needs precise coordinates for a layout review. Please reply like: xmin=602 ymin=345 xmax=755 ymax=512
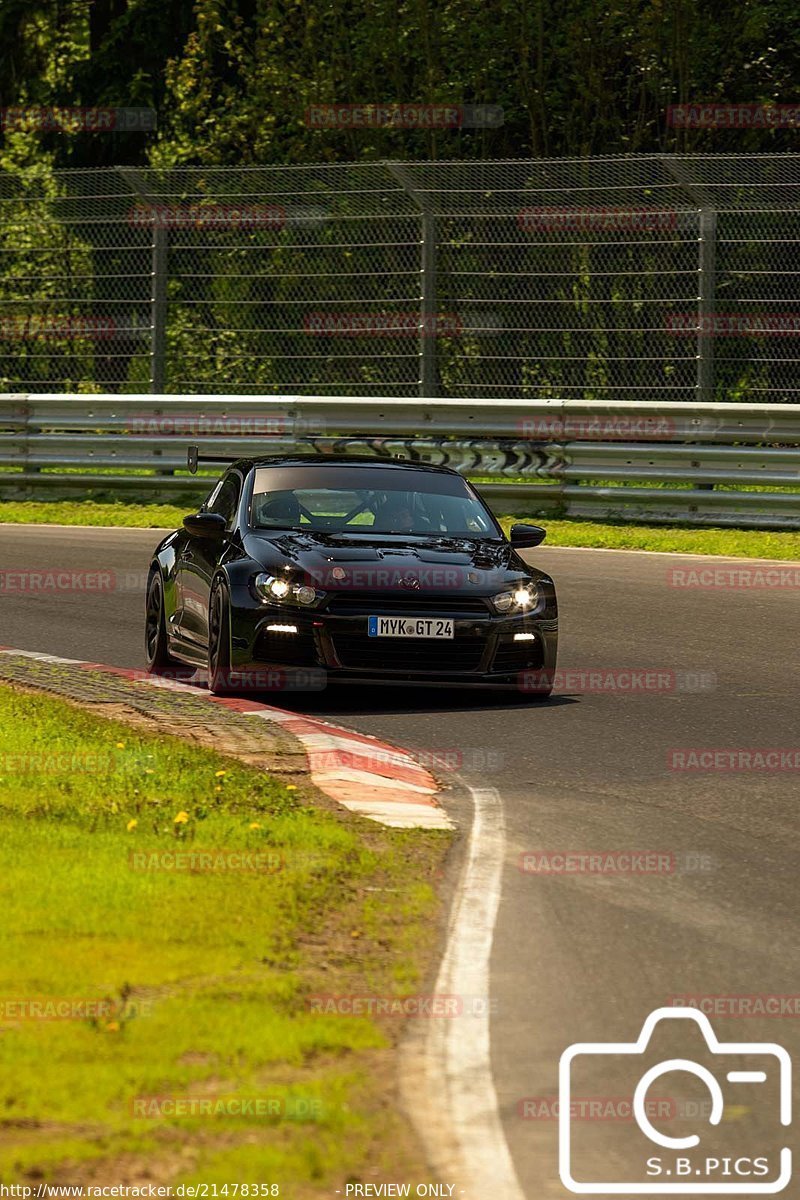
xmin=254 ymin=490 xmax=301 ymax=525
xmin=374 ymin=492 xmax=415 ymax=531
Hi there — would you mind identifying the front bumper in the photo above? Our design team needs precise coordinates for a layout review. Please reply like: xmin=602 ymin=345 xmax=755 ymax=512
xmin=229 ymin=589 xmax=558 ymax=690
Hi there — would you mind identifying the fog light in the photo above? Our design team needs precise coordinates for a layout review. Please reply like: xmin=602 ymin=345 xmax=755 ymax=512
xmin=295 ymin=585 xmax=317 ymax=605
xmin=266 ymin=623 xmax=298 ymax=634
xmin=514 ymin=632 xmax=536 ymax=642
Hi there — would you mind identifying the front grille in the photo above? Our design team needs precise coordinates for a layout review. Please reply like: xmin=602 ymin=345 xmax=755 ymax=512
xmin=326 ymin=593 xmax=489 ymax=616
xmin=332 ymin=633 xmax=487 ymax=673
xmin=491 ymin=637 xmax=543 ymax=673
xmin=254 ymin=627 xmax=319 ymax=667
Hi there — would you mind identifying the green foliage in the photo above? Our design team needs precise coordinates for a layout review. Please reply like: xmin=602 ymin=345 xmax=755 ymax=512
xmin=1 ymin=2 xmax=797 ymax=399
xmin=1 ymin=0 xmax=799 ymax=170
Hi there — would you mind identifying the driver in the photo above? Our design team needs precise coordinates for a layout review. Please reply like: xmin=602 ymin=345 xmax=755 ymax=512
xmin=373 ymin=493 xmax=416 ymax=532
xmin=254 ymin=491 xmax=301 ymax=526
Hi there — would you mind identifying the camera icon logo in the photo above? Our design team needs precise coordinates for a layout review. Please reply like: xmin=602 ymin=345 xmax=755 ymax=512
xmin=559 ymin=1006 xmax=791 ymax=1194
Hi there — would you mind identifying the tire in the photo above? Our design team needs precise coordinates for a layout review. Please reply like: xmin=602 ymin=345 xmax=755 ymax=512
xmin=208 ymin=577 xmax=234 ymax=695
xmin=145 ymin=570 xmax=179 ymax=671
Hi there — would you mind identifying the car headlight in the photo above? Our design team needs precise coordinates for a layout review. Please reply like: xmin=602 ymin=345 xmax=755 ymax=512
xmin=491 ymin=582 xmax=539 ymax=614
xmin=254 ymin=573 xmax=325 ymax=607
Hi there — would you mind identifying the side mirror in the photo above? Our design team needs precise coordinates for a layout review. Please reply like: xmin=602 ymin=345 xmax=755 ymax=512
xmin=509 ymin=523 xmax=547 ymax=548
xmin=183 ymin=511 xmax=227 ymax=539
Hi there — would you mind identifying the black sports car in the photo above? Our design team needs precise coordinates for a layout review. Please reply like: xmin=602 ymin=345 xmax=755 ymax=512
xmin=145 ymin=452 xmax=558 ymax=696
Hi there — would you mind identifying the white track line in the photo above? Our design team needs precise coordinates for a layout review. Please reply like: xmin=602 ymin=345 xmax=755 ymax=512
xmin=402 ymin=786 xmax=525 ymax=1199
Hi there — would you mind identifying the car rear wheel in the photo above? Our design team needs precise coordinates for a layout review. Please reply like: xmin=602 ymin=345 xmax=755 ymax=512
xmin=145 ymin=570 xmax=179 ymax=671
xmin=208 ymin=578 xmax=233 ymax=695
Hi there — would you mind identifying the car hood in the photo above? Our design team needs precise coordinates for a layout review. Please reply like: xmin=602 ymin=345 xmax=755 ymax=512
xmin=242 ymin=529 xmax=546 ymax=590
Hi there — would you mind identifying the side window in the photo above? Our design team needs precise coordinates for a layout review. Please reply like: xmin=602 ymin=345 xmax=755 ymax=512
xmin=205 ymin=472 xmax=242 ymax=529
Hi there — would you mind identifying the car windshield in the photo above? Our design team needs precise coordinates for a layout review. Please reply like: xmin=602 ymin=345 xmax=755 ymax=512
xmin=250 ymin=464 xmax=500 ymax=536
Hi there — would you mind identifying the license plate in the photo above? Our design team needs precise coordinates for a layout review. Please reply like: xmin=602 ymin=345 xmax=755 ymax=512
xmin=368 ymin=616 xmax=454 ymax=639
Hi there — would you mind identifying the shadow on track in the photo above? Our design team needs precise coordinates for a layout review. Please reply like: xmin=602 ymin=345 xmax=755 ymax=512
xmin=287 ymin=686 xmax=579 ymax=719
xmin=146 ymin=668 xmax=579 ymax=719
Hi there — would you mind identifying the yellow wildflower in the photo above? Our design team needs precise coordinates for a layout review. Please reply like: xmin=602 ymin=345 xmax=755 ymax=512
xmin=174 ymin=811 xmax=190 ymax=824
xmin=126 ymin=819 xmax=138 ymax=833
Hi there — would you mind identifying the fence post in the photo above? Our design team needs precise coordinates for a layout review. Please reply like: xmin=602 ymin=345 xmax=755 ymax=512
xmin=662 ymin=158 xmax=718 ymax=405
xmin=19 ymin=392 xmax=36 ymax=500
xmin=150 ymin=223 xmax=168 ymax=394
xmin=385 ymin=164 xmax=438 ymax=397
xmin=116 ymin=166 xmax=169 ymax=395
xmin=697 ymin=207 xmax=717 ymax=404
xmin=420 ymin=209 xmax=438 ymax=397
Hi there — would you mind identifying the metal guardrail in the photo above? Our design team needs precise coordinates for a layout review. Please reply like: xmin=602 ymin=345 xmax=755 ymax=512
xmin=1 ymin=394 xmax=800 ymax=529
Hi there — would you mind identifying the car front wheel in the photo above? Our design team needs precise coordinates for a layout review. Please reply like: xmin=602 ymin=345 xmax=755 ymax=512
xmin=208 ymin=578 xmax=234 ymax=695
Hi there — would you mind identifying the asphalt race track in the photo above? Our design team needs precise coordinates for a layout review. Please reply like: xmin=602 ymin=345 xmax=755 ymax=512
xmin=2 ymin=523 xmax=798 ymax=1198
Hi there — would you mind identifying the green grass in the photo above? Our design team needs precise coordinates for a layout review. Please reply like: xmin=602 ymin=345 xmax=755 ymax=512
xmin=0 ymin=686 xmax=445 ymax=1188
xmin=2 ymin=499 xmax=800 ymax=559
xmin=0 ymin=500 xmax=197 ymax=528
xmin=497 ymin=516 xmax=800 ymax=559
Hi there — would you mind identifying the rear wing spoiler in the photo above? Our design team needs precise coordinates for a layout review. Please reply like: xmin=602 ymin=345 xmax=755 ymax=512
xmin=187 ymin=444 xmax=240 ymax=474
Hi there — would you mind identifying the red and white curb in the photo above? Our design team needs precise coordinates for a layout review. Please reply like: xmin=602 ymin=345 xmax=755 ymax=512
xmin=0 ymin=649 xmax=454 ymax=830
